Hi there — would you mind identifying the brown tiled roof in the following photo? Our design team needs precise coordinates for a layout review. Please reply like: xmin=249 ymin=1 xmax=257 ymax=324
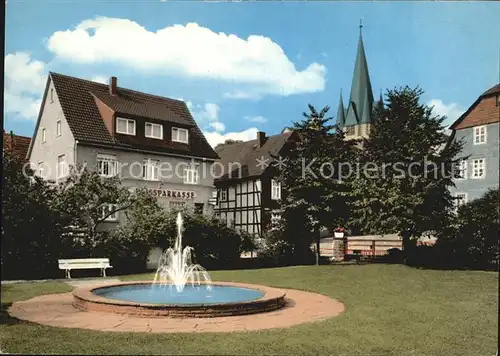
xmin=48 ymin=72 xmax=217 ymax=159
xmin=214 ymin=132 xmax=294 ymax=181
xmin=3 ymin=132 xmax=31 ymax=160
xmin=450 ymin=82 xmax=500 ymax=130
xmin=481 ymin=83 xmax=500 ymax=97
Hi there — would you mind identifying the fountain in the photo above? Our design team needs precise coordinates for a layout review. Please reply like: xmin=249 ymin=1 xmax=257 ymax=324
xmin=153 ymin=213 xmax=212 ymax=292
xmin=72 ymin=212 xmax=287 ymax=317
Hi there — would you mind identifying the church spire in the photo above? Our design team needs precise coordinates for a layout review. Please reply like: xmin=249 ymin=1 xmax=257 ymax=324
xmin=344 ymin=20 xmax=374 ymax=126
xmin=336 ymin=89 xmax=346 ymax=128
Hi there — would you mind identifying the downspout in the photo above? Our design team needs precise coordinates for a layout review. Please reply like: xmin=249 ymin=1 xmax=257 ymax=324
xmin=74 ymin=139 xmax=79 ymax=170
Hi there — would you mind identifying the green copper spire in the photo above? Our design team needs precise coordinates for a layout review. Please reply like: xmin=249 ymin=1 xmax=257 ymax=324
xmin=336 ymin=89 xmax=346 ymax=128
xmin=345 ymin=21 xmax=374 ymax=126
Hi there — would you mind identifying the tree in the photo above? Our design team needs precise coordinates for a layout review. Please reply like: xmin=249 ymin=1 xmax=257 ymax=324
xmin=214 ymin=139 xmax=244 ymax=151
xmin=350 ymin=86 xmax=464 ymax=262
xmin=1 ymin=151 xmax=63 ymax=279
xmin=437 ymin=188 xmax=499 ymax=269
xmin=52 ymin=166 xmax=139 ymax=256
xmin=108 ymin=188 xmax=169 ymax=272
xmin=274 ymin=104 xmax=359 ymax=265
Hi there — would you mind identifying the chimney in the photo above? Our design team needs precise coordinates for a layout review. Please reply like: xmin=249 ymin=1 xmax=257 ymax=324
xmin=109 ymin=76 xmax=117 ymax=96
xmin=257 ymin=131 xmax=266 ymax=148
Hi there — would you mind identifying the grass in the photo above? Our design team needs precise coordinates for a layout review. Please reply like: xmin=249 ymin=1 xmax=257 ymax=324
xmin=1 ymin=264 xmax=498 ymax=355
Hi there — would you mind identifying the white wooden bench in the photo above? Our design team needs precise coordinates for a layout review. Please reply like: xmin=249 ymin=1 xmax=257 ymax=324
xmin=58 ymin=258 xmax=112 ymax=279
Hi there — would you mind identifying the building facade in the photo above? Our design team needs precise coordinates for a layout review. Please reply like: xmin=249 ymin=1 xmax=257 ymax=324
xmin=213 ymin=131 xmax=295 ymax=239
xmin=449 ymin=84 xmax=500 ymax=205
xmin=27 ymin=72 xmax=219 ymax=224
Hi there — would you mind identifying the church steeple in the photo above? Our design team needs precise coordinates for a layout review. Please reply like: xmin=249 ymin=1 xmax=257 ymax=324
xmin=344 ymin=20 xmax=374 ymax=127
xmin=336 ymin=89 xmax=346 ymax=128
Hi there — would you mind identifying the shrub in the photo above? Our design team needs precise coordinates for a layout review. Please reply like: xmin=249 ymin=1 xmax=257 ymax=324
xmin=111 ymin=204 xmax=257 ymax=273
xmin=435 ymin=188 xmax=499 ymax=270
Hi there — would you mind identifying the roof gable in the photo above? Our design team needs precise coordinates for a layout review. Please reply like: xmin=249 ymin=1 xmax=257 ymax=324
xmin=215 ymin=132 xmax=294 ymax=181
xmin=49 ymin=72 xmax=217 ymax=159
xmin=449 ymin=83 xmax=500 ymax=130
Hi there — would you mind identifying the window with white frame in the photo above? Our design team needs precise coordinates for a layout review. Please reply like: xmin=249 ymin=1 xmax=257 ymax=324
xmin=41 ymin=128 xmax=46 ymax=143
xmin=270 ymin=210 xmax=281 ymax=225
xmin=101 ymin=204 xmax=118 ymax=221
xmin=172 ymin=127 xmax=189 ymax=143
xmin=56 ymin=120 xmax=61 ymax=137
xmin=97 ymin=154 xmax=118 ymax=177
xmin=184 ymin=164 xmax=199 ymax=184
xmin=473 ymin=126 xmax=486 ymax=145
xmin=472 ymin=158 xmax=486 ymax=179
xmin=271 ymin=179 xmax=281 ymax=200
xmin=116 ymin=118 xmax=136 ymax=135
xmin=143 ymin=159 xmax=160 ymax=181
xmin=38 ymin=162 xmax=44 ymax=178
xmin=145 ymin=122 xmax=163 ymax=139
xmin=57 ymin=154 xmax=66 ymax=178
xmin=456 ymin=160 xmax=467 ymax=180
xmin=220 ymin=188 xmax=228 ymax=201
xmin=455 ymin=193 xmax=467 ymax=211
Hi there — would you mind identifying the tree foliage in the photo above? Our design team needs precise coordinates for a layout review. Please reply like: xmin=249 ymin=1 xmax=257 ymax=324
xmin=113 ymin=204 xmax=256 ymax=271
xmin=272 ymin=104 xmax=359 ymax=265
xmin=349 ymin=86 xmax=464 ymax=258
xmin=436 ymin=188 xmax=499 ymax=269
xmin=52 ymin=166 xmax=139 ymax=255
xmin=1 ymin=151 xmax=63 ymax=279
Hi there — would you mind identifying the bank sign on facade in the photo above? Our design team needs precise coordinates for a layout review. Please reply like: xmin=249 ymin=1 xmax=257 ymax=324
xmin=148 ymin=189 xmax=196 ymax=199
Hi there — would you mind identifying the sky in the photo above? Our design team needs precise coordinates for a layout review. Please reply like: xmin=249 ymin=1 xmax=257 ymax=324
xmin=4 ymin=1 xmax=500 ymax=147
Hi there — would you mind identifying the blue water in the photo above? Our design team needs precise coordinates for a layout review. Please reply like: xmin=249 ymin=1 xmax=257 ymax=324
xmin=93 ymin=284 xmax=264 ymax=305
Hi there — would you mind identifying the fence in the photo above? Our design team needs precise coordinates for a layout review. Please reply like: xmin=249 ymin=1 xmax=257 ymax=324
xmin=320 ymin=233 xmax=436 ymax=260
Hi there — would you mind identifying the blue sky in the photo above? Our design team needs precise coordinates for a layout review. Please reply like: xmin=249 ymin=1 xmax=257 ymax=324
xmin=4 ymin=1 xmax=500 ymax=146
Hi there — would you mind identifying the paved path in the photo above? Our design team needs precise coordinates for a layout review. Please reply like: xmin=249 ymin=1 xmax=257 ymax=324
xmin=8 ymin=288 xmax=345 ymax=333
xmin=64 ymin=279 xmax=121 ymax=288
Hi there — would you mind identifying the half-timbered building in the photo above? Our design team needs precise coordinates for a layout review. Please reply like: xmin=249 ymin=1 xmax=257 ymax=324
xmin=213 ymin=131 xmax=295 ymax=240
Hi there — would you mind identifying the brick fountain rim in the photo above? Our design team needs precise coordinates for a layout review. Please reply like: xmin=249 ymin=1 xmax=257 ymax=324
xmin=72 ymin=281 xmax=287 ymax=318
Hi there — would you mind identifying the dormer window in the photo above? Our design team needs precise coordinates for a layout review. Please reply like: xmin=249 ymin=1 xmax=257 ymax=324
xmin=116 ymin=118 xmax=136 ymax=136
xmin=145 ymin=122 xmax=163 ymax=140
xmin=172 ymin=127 xmax=188 ymax=143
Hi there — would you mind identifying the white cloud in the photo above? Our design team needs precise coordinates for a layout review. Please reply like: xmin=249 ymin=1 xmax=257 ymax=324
xmin=189 ymin=102 xmax=220 ymax=123
xmin=91 ymin=75 xmax=108 ymax=84
xmin=427 ymin=99 xmax=464 ymax=126
xmin=203 ymin=127 xmax=258 ymax=148
xmin=4 ymin=52 xmax=46 ymax=120
xmin=245 ymin=115 xmax=267 ymax=123
xmin=209 ymin=121 xmax=226 ymax=132
xmin=4 ymin=91 xmax=42 ymax=120
xmin=47 ymin=17 xmax=326 ymax=98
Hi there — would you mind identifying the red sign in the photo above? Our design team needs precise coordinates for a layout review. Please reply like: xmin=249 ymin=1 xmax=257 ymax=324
xmin=148 ymin=189 xmax=196 ymax=199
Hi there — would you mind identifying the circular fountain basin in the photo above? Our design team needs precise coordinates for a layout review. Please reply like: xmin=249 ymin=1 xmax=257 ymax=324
xmin=73 ymin=281 xmax=287 ymax=318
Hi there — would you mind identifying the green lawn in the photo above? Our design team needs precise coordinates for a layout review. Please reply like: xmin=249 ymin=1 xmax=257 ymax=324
xmin=1 ymin=265 xmax=497 ymax=355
